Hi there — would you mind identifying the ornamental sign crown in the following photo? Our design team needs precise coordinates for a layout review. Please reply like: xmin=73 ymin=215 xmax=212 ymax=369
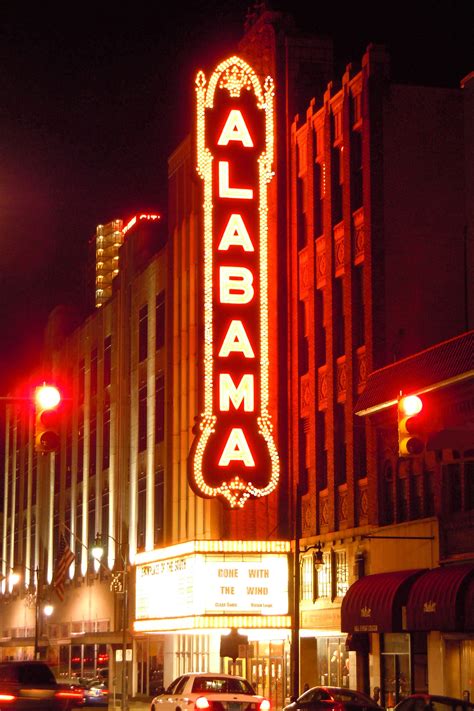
xmin=189 ymin=56 xmax=280 ymax=509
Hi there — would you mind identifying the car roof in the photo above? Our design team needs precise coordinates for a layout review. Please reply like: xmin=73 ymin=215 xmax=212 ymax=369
xmin=186 ymin=672 xmax=248 ymax=679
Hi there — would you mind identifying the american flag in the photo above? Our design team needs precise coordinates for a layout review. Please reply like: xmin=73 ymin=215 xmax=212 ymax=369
xmin=52 ymin=532 xmax=75 ymax=601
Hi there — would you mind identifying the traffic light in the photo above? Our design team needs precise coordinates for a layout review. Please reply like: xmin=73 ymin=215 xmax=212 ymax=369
xmin=219 ymin=628 xmax=248 ymax=661
xmin=34 ymin=384 xmax=61 ymax=453
xmin=398 ymin=394 xmax=425 ymax=457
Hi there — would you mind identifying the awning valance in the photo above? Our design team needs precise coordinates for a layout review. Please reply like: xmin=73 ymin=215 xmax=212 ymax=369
xmin=341 ymin=569 xmax=425 ymax=633
xmin=406 ymin=564 xmax=474 ymax=631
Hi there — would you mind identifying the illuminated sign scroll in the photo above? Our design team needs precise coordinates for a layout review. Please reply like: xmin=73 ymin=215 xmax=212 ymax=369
xmin=190 ymin=55 xmax=279 ymax=508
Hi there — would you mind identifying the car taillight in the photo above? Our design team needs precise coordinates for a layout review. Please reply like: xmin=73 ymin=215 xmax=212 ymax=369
xmin=259 ymin=699 xmax=271 ymax=711
xmin=56 ymin=689 xmax=85 ymax=700
xmin=0 ymin=694 xmax=16 ymax=701
xmin=195 ymin=696 xmax=211 ymax=709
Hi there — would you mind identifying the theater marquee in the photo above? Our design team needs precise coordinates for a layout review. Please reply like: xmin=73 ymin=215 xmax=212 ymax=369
xmin=134 ymin=540 xmax=290 ymax=632
xmin=190 ymin=55 xmax=280 ymax=508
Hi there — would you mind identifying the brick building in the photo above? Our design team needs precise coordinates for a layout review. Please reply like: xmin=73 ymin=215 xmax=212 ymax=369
xmin=288 ymin=41 xmax=473 ymax=703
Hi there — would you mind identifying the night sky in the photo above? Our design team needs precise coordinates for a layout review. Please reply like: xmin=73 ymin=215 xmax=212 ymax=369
xmin=0 ymin=0 xmax=472 ymax=396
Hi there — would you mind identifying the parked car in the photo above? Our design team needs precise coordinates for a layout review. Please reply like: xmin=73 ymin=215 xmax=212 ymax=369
xmin=0 ymin=660 xmax=85 ymax=709
xmin=94 ymin=667 xmax=108 ymax=683
xmin=283 ymin=686 xmax=383 ymax=711
xmin=394 ymin=694 xmax=473 ymax=711
xmin=150 ymin=672 xmax=271 ymax=711
xmin=83 ymin=678 xmax=109 ymax=706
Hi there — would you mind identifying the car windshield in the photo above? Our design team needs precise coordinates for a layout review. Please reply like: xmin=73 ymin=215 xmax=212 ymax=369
xmin=192 ymin=677 xmax=255 ymax=695
xmin=0 ymin=663 xmax=57 ymax=684
xmin=330 ymin=691 xmax=372 ymax=704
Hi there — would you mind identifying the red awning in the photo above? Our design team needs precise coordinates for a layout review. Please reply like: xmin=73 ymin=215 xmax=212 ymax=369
xmin=341 ymin=569 xmax=425 ymax=633
xmin=406 ymin=564 xmax=474 ymax=631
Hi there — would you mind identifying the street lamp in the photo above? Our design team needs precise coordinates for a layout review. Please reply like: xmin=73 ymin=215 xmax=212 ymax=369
xmin=12 ymin=564 xmax=55 ymax=660
xmin=92 ymin=532 xmax=129 ymax=711
xmin=25 ymin=566 xmax=54 ymax=660
xmin=0 ymin=561 xmax=20 ymax=589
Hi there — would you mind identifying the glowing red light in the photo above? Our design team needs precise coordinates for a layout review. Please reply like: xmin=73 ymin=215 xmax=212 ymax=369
xmin=399 ymin=394 xmax=423 ymax=416
xmin=35 ymin=385 xmax=61 ymax=410
xmin=195 ymin=697 xmax=210 ymax=709
xmin=260 ymin=700 xmax=271 ymax=711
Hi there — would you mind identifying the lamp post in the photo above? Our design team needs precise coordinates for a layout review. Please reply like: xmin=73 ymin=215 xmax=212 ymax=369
xmin=21 ymin=565 xmax=54 ymax=660
xmin=0 ymin=561 xmax=20 ymax=589
xmin=92 ymin=533 xmax=129 ymax=711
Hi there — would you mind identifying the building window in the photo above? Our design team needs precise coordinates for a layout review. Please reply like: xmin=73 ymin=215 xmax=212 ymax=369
xmin=335 ymin=403 xmax=346 ymax=484
xmin=138 ymin=385 xmax=147 ymax=452
xmin=102 ymin=401 xmax=110 ymax=471
xmin=351 ymin=92 xmax=361 ymax=126
xmin=88 ymin=496 xmax=95 ymax=568
xmin=298 ymin=301 xmax=309 ymax=375
xmin=353 ymin=264 xmax=364 ymax=349
xmin=139 ymin=304 xmax=148 ymax=362
xmin=78 ymin=412 xmax=84 ymax=483
xmin=410 ymin=472 xmax=423 ymax=519
xmin=75 ymin=501 xmax=82 ymax=573
xmin=155 ymin=374 xmax=165 ymax=444
xmin=137 ymin=473 xmax=146 ymax=552
xmin=297 ymin=175 xmax=308 ymax=249
xmin=317 ymin=410 xmax=328 ymax=490
xmin=104 ymin=335 xmax=112 ymax=387
xmin=101 ymin=488 xmax=109 ymax=547
xmin=156 ymin=292 xmax=165 ymax=350
xmin=315 ymin=289 xmax=326 ymax=367
xmin=314 ymin=161 xmax=323 ymax=237
xmin=332 ymin=146 xmax=343 ymax=224
xmin=334 ymin=278 xmax=344 ymax=358
xmin=334 ymin=550 xmax=349 ymax=597
xmin=315 ymin=551 xmax=332 ymax=599
xmin=90 ymin=347 xmax=98 ymax=397
xmin=381 ymin=461 xmax=395 ymax=525
xmin=424 ymin=469 xmax=435 ymax=516
xmin=89 ymin=407 xmax=97 ymax=477
xmin=66 ymin=421 xmax=72 ymax=489
xmin=397 ymin=474 xmax=409 ymax=522
xmin=79 ymin=359 xmax=85 ymax=405
xmin=353 ymin=415 xmax=366 ymax=479
xmin=300 ymin=555 xmax=313 ymax=601
xmin=351 ymin=129 xmax=362 ymax=210
xmin=154 ymin=467 xmax=164 ymax=545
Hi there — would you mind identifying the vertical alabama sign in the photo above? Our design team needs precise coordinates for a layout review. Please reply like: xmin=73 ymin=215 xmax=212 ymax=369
xmin=189 ymin=55 xmax=280 ymax=508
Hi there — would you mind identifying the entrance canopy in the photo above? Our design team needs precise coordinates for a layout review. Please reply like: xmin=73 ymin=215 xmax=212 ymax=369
xmin=341 ymin=569 xmax=425 ymax=633
xmin=406 ymin=564 xmax=474 ymax=631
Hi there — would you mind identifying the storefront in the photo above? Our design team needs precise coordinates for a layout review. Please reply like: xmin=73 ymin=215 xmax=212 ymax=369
xmin=132 ymin=540 xmax=292 ymax=706
xmin=405 ymin=564 xmax=474 ymax=701
xmin=341 ymin=565 xmax=474 ymax=707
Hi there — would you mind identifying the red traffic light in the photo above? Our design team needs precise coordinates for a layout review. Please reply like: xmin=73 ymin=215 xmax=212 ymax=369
xmin=398 ymin=395 xmax=425 ymax=457
xmin=399 ymin=394 xmax=422 ymax=417
xmin=34 ymin=384 xmax=61 ymax=453
xmin=35 ymin=385 xmax=61 ymax=410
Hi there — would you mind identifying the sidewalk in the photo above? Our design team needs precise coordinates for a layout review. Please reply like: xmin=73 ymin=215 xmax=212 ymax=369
xmin=108 ymin=699 xmax=151 ymax=710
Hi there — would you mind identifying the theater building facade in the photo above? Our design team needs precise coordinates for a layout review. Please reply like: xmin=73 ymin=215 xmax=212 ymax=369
xmin=1 ymin=6 xmax=473 ymax=708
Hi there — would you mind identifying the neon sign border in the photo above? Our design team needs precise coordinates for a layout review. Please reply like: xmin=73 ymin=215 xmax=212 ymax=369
xmin=193 ymin=55 xmax=279 ymax=508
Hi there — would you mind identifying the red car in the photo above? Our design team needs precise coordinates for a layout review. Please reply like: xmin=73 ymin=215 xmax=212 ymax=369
xmin=283 ymin=686 xmax=383 ymax=711
xmin=394 ymin=694 xmax=473 ymax=711
xmin=0 ymin=661 xmax=84 ymax=709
